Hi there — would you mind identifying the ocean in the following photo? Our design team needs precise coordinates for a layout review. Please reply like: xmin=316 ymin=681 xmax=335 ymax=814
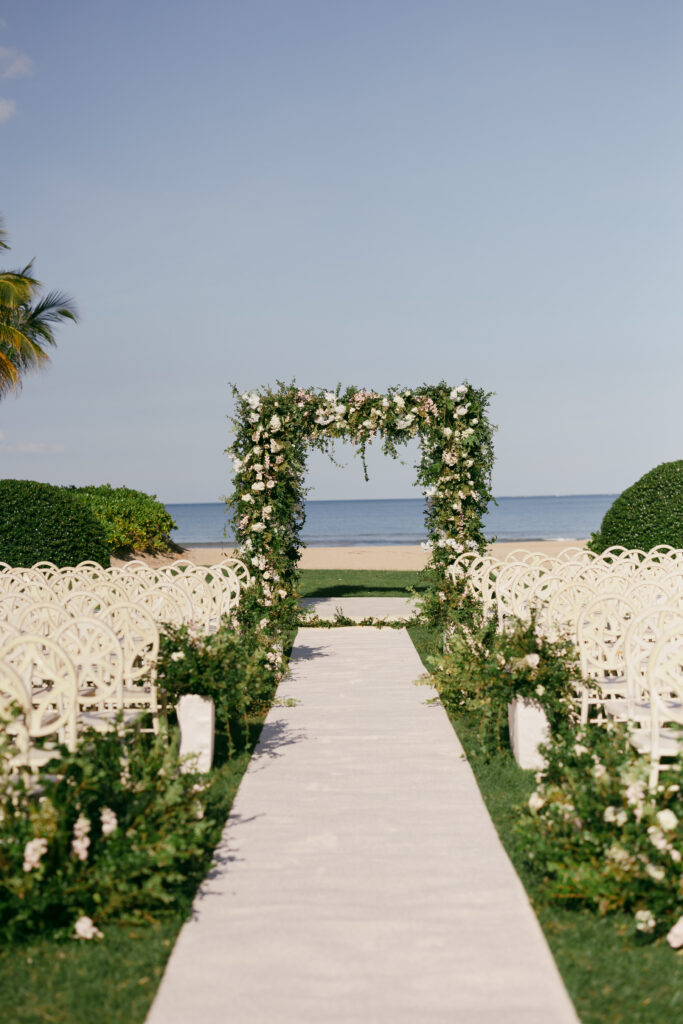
xmin=166 ymin=495 xmax=617 ymax=548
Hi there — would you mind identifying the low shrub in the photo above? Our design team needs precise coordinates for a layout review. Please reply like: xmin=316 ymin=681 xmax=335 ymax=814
xmin=0 ymin=479 xmax=110 ymax=567
xmin=429 ymin=612 xmax=579 ymax=756
xmin=0 ymin=723 xmax=227 ymax=940
xmin=589 ymin=460 xmax=683 ymax=553
xmin=156 ymin=620 xmax=283 ymax=754
xmin=71 ymin=484 xmax=176 ymax=555
xmin=518 ymin=721 xmax=683 ymax=940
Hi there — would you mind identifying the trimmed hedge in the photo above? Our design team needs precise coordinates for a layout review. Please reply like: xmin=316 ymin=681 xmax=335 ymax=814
xmin=589 ymin=460 xmax=683 ymax=553
xmin=71 ymin=485 xmax=176 ymax=555
xmin=0 ymin=479 xmax=110 ymax=567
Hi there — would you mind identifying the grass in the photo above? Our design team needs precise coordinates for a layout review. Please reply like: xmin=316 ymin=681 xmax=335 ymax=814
xmin=407 ymin=623 xmax=683 ymax=1024
xmin=297 ymin=568 xmax=425 ymax=599
xmin=0 ymin=731 xmax=258 ymax=1024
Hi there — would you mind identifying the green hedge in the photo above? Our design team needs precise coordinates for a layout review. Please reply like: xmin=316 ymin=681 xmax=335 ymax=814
xmin=71 ymin=485 xmax=176 ymax=555
xmin=0 ymin=479 xmax=110 ymax=567
xmin=589 ymin=460 xmax=683 ymax=553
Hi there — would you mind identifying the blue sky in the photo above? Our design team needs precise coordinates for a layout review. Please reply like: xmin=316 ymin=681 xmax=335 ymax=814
xmin=1 ymin=0 xmax=681 ymax=502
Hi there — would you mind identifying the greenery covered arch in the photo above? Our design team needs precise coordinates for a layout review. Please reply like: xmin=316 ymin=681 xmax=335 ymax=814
xmin=227 ymin=382 xmax=494 ymax=621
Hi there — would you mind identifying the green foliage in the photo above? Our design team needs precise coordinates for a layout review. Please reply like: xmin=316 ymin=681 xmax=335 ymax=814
xmin=156 ymin=620 xmax=282 ymax=753
xmin=226 ymin=381 xmax=495 ymax=631
xmin=429 ymin=612 xmax=579 ymax=755
xmin=0 ymin=214 xmax=79 ymax=398
xmin=589 ymin=460 xmax=683 ymax=553
xmin=0 ymin=479 xmax=110 ymax=567
xmin=0 ymin=724 xmax=231 ymax=940
xmin=71 ymin=484 xmax=176 ymax=555
xmin=517 ymin=722 xmax=683 ymax=937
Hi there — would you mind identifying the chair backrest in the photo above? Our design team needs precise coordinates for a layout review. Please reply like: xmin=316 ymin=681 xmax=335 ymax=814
xmin=576 ymin=593 xmax=638 ymax=679
xmin=100 ymin=602 xmax=159 ymax=687
xmin=15 ymin=601 xmax=73 ymax=636
xmin=647 ymin=624 xmax=683 ymax=728
xmin=54 ymin=617 xmax=124 ymax=708
xmin=0 ymin=634 xmax=79 ymax=751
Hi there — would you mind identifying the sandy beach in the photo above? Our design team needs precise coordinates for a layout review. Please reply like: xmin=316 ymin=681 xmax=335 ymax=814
xmin=113 ymin=539 xmax=588 ymax=571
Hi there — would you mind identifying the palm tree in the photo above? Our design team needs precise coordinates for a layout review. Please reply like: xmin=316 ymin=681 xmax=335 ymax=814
xmin=0 ymin=216 xmax=79 ymax=397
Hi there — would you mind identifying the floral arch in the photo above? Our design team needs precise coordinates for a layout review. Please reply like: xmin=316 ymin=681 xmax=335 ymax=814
xmin=226 ymin=382 xmax=495 ymax=621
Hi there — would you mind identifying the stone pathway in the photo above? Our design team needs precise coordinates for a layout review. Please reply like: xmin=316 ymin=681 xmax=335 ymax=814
xmin=146 ymin=626 xmax=579 ymax=1024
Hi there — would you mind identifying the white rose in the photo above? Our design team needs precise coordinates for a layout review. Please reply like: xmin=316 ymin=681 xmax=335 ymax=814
xmin=23 ymin=837 xmax=48 ymax=872
xmin=528 ymin=791 xmax=545 ymax=812
xmin=245 ymin=392 xmax=260 ymax=409
xmin=634 ymin=909 xmax=656 ymax=934
xmin=74 ymin=916 xmax=103 ymax=941
xmin=170 ymin=651 xmax=185 ymax=662
xmin=646 ymin=863 xmax=666 ymax=882
xmin=252 ymin=481 xmax=266 ymax=491
xmin=656 ymin=809 xmax=678 ymax=832
xmin=100 ymin=807 xmax=118 ymax=837
xmin=269 ymin=414 xmax=281 ymax=432
xmin=522 ymin=653 xmax=540 ymax=669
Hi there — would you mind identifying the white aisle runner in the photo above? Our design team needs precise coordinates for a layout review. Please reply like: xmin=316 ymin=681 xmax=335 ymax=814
xmin=146 ymin=627 xmax=579 ymax=1024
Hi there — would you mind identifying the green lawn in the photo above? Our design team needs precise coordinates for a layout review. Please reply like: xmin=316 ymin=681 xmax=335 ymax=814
xmin=297 ymin=568 xmax=425 ymax=598
xmin=408 ymin=623 xmax=683 ymax=1024
xmin=0 ymin=736 xmax=256 ymax=1024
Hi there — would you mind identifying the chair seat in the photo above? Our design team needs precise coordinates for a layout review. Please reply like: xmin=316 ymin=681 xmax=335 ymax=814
xmin=628 ymin=728 xmax=682 ymax=757
xmin=603 ymin=698 xmax=651 ymax=721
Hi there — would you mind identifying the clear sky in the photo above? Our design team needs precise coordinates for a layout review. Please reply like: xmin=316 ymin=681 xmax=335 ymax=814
xmin=1 ymin=0 xmax=681 ymax=502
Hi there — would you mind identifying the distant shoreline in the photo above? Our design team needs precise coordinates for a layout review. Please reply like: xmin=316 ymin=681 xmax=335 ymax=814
xmin=113 ymin=539 xmax=589 ymax=571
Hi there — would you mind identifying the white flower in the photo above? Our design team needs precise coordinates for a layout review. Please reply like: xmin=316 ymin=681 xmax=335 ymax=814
xmin=535 ymin=684 xmax=545 ymax=697
xmin=270 ymin=439 xmax=282 ymax=453
xmin=393 ymin=395 xmax=405 ymax=408
xmin=528 ymin=791 xmax=545 ymax=812
xmin=252 ymin=481 xmax=266 ymax=492
xmin=23 ymin=837 xmax=48 ymax=872
xmin=615 ymin=809 xmax=627 ymax=827
xmin=248 ymin=411 xmax=260 ymax=424
xmin=656 ymin=809 xmax=678 ymax=832
xmin=334 ymin=404 xmax=346 ymax=416
xmin=72 ymin=836 xmax=90 ymax=861
xmin=647 ymin=826 xmax=670 ymax=852
xmin=170 ymin=650 xmax=185 ymax=662
xmin=251 ymin=522 xmax=265 ymax=532
xmin=634 ymin=908 xmax=656 ymax=934
xmin=574 ymin=744 xmax=589 ymax=757
xmin=232 ymin=458 xmax=243 ymax=472
xmin=592 ymin=763 xmax=607 ymax=781
xmin=74 ymin=916 xmax=103 ymax=941
xmin=269 ymin=414 xmax=282 ymax=432
xmin=450 ymin=384 xmax=467 ymax=399
xmin=73 ymin=815 xmax=90 ymax=839
xmin=100 ymin=807 xmax=118 ymax=837
xmin=667 ymin=915 xmax=683 ymax=948
xmin=645 ymin=863 xmax=666 ymax=882
xmin=455 ymin=404 xmax=469 ymax=417
xmin=441 ymin=427 xmax=453 ymax=438
xmin=242 ymin=493 xmax=254 ymax=503
xmin=522 ymin=653 xmax=540 ymax=670
xmin=245 ymin=392 xmax=260 ymax=409
xmin=470 ymin=418 xmax=479 ymax=426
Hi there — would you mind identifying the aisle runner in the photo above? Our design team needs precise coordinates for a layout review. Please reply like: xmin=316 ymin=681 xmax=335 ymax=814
xmin=147 ymin=627 xmax=579 ymax=1024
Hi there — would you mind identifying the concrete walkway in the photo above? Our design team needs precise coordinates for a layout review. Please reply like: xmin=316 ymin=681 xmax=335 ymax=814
xmin=147 ymin=627 xmax=579 ymax=1024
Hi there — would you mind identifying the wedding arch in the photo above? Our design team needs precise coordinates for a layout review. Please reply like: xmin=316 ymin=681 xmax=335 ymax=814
xmin=226 ymin=382 xmax=495 ymax=616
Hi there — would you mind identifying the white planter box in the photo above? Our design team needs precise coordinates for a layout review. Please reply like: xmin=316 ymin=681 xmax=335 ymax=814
xmin=177 ymin=694 xmax=215 ymax=773
xmin=508 ymin=696 xmax=549 ymax=771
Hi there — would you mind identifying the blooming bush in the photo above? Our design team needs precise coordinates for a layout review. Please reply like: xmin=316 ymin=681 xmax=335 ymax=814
xmin=517 ymin=721 xmax=683 ymax=941
xmin=156 ymin=620 xmax=284 ymax=753
xmin=0 ymin=724 xmax=232 ymax=940
xmin=226 ymin=382 xmax=495 ymax=624
xmin=429 ymin=613 xmax=579 ymax=755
